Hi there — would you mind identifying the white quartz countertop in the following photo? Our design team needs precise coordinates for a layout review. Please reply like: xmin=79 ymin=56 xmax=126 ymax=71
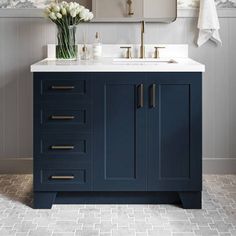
xmin=31 ymin=57 xmax=205 ymax=72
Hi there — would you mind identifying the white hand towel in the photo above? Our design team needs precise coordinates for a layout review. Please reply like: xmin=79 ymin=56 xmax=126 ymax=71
xmin=197 ymin=0 xmax=222 ymax=47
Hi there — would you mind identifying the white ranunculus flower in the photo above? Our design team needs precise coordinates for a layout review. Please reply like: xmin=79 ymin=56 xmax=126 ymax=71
xmin=61 ymin=1 xmax=67 ymax=6
xmin=53 ymin=5 xmax=60 ymax=12
xmin=84 ymin=11 xmax=92 ymax=21
xmin=61 ymin=7 xmax=67 ymax=15
xmin=88 ymin=12 xmax=94 ymax=20
xmin=49 ymin=3 xmax=56 ymax=9
xmin=73 ymin=2 xmax=78 ymax=8
xmin=56 ymin=12 xmax=62 ymax=19
xmin=79 ymin=8 xmax=89 ymax=20
xmin=69 ymin=2 xmax=75 ymax=11
xmin=76 ymin=6 xmax=85 ymax=14
xmin=49 ymin=12 xmax=57 ymax=20
xmin=70 ymin=9 xmax=77 ymax=18
xmin=75 ymin=5 xmax=83 ymax=14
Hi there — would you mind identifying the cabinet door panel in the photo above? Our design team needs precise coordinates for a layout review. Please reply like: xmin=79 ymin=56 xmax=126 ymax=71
xmin=148 ymin=73 xmax=202 ymax=191
xmin=106 ymin=84 xmax=137 ymax=179
xmin=160 ymin=84 xmax=190 ymax=178
xmin=93 ymin=73 xmax=147 ymax=191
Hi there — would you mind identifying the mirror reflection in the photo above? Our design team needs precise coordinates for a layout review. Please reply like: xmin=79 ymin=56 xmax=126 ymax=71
xmin=81 ymin=0 xmax=177 ymax=22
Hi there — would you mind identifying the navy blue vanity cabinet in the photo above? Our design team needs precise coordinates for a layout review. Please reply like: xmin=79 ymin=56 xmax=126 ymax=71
xmin=33 ymin=72 xmax=202 ymax=209
xmin=92 ymin=73 xmax=147 ymax=191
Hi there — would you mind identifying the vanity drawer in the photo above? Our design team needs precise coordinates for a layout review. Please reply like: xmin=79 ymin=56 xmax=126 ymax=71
xmin=34 ymin=72 xmax=91 ymax=102
xmin=35 ymin=134 xmax=91 ymax=161
xmin=35 ymin=166 xmax=91 ymax=191
xmin=37 ymin=105 xmax=91 ymax=132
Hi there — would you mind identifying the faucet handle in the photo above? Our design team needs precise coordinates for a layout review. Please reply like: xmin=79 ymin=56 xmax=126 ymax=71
xmin=120 ymin=46 xmax=132 ymax=59
xmin=154 ymin=46 xmax=165 ymax=59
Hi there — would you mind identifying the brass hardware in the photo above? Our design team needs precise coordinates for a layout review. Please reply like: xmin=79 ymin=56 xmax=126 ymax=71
xmin=120 ymin=46 xmax=132 ymax=59
xmin=140 ymin=21 xmax=145 ymax=59
xmin=50 ymin=115 xmax=75 ymax=120
xmin=51 ymin=85 xmax=75 ymax=90
xmin=50 ymin=175 xmax=75 ymax=180
xmin=127 ymin=0 xmax=134 ymax=16
xmin=50 ymin=145 xmax=75 ymax=150
xmin=137 ymin=84 xmax=144 ymax=108
xmin=154 ymin=47 xmax=165 ymax=59
xmin=150 ymin=84 xmax=156 ymax=108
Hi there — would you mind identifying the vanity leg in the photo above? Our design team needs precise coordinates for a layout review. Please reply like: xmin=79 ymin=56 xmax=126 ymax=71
xmin=34 ymin=191 xmax=57 ymax=209
xmin=178 ymin=191 xmax=201 ymax=209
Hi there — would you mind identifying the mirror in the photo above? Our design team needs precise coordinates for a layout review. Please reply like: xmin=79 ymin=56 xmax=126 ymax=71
xmin=92 ymin=0 xmax=177 ymax=23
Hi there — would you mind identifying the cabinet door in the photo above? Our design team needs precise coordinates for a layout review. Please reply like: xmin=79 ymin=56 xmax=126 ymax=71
xmin=148 ymin=73 xmax=202 ymax=191
xmin=93 ymin=73 xmax=147 ymax=191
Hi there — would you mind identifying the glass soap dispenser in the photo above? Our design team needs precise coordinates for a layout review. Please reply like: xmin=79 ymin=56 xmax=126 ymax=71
xmin=93 ymin=32 xmax=102 ymax=60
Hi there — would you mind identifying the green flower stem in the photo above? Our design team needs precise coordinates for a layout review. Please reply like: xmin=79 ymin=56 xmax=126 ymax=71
xmin=56 ymin=22 xmax=77 ymax=59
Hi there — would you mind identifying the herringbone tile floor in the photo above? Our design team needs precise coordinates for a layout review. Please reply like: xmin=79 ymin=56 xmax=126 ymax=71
xmin=0 ymin=175 xmax=235 ymax=236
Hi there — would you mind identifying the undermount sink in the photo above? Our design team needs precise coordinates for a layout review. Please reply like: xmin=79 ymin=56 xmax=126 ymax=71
xmin=113 ymin=58 xmax=178 ymax=64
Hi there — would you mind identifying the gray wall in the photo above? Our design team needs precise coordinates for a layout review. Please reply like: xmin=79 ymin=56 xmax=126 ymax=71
xmin=0 ymin=10 xmax=236 ymax=174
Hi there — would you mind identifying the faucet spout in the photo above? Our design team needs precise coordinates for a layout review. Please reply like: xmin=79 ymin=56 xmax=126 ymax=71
xmin=140 ymin=21 xmax=145 ymax=59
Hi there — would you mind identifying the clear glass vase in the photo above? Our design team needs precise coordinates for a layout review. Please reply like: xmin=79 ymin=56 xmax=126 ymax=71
xmin=56 ymin=25 xmax=77 ymax=60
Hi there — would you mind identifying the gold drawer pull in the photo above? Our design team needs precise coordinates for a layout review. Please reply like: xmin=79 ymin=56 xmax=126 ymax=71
xmin=50 ymin=175 xmax=74 ymax=180
xmin=50 ymin=145 xmax=75 ymax=150
xmin=50 ymin=115 xmax=75 ymax=120
xmin=51 ymin=85 xmax=75 ymax=90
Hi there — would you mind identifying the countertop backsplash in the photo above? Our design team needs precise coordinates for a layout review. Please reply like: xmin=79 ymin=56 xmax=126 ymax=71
xmin=0 ymin=0 xmax=236 ymax=9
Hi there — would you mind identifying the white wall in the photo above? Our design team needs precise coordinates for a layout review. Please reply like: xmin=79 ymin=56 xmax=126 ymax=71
xmin=0 ymin=10 xmax=236 ymax=174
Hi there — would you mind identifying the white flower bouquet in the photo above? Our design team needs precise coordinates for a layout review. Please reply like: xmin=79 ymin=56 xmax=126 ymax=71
xmin=44 ymin=1 xmax=94 ymax=59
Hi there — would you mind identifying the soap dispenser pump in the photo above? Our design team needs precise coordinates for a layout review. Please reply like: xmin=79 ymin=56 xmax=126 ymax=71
xmin=93 ymin=32 xmax=102 ymax=59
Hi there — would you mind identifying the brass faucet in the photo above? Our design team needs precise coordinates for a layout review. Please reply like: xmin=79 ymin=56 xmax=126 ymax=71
xmin=127 ymin=0 xmax=134 ymax=16
xmin=140 ymin=21 xmax=145 ymax=59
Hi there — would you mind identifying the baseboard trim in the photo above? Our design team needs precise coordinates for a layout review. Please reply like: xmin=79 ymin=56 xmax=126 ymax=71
xmin=0 ymin=158 xmax=235 ymax=174
xmin=0 ymin=158 xmax=32 ymax=174
xmin=203 ymin=158 xmax=236 ymax=174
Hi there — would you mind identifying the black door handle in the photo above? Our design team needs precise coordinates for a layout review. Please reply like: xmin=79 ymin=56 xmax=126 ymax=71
xmin=137 ymin=84 xmax=144 ymax=108
xmin=149 ymin=84 xmax=156 ymax=108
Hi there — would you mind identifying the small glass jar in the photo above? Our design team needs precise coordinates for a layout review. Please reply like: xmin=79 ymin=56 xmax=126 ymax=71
xmin=80 ymin=45 xmax=90 ymax=60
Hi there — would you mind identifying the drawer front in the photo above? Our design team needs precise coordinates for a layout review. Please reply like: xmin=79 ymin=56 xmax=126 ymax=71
xmin=36 ymin=105 xmax=91 ymax=132
xmin=34 ymin=164 xmax=91 ymax=191
xmin=35 ymin=134 xmax=91 ymax=161
xmin=34 ymin=72 xmax=91 ymax=102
